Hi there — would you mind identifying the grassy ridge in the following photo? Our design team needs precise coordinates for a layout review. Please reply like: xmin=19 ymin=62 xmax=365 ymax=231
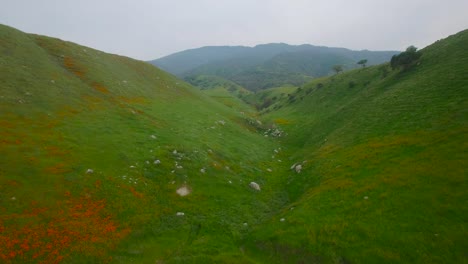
xmin=244 ymin=30 xmax=468 ymax=263
xmin=0 ymin=24 xmax=287 ymax=263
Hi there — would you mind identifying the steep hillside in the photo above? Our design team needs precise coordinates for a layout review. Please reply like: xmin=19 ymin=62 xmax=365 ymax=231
xmin=150 ymin=43 xmax=398 ymax=91
xmin=0 ymin=24 xmax=287 ymax=263
xmin=243 ymin=29 xmax=468 ymax=263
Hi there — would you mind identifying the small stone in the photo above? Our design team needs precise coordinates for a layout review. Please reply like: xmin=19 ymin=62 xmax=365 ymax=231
xmin=228 ymin=180 xmax=232 ymax=184
xmin=280 ymin=218 xmax=285 ymax=222
xmin=154 ymin=160 xmax=161 ymax=164
xmin=200 ymin=168 xmax=206 ymax=174
xmin=364 ymin=196 xmax=368 ymax=200
xmin=243 ymin=222 xmax=248 ymax=226
xmin=173 ymin=150 xmax=178 ymax=154
xmin=295 ymin=164 xmax=302 ymax=173
xmin=267 ymin=168 xmax=272 ymax=172
xmin=11 ymin=197 xmax=16 ymax=201
xmin=176 ymin=212 xmax=184 ymax=216
xmin=130 ymin=165 xmax=136 ymax=169
xmin=86 ymin=169 xmax=94 ymax=174
xmin=249 ymin=182 xmax=261 ymax=191
xmin=150 ymin=135 xmax=157 ymax=139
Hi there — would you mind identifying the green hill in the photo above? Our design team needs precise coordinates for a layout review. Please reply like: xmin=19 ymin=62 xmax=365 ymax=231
xmin=150 ymin=43 xmax=398 ymax=91
xmin=244 ymin=29 xmax=468 ymax=263
xmin=0 ymin=24 xmax=285 ymax=263
xmin=1 ymin=23 xmax=467 ymax=264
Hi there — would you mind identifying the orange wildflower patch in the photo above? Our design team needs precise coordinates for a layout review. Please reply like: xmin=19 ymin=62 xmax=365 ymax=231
xmin=63 ymin=57 xmax=85 ymax=79
xmin=91 ymin=83 xmax=110 ymax=94
xmin=0 ymin=194 xmax=129 ymax=263
xmin=121 ymin=185 xmax=144 ymax=199
xmin=44 ymin=146 xmax=70 ymax=157
xmin=44 ymin=163 xmax=71 ymax=175
xmin=115 ymin=96 xmax=147 ymax=104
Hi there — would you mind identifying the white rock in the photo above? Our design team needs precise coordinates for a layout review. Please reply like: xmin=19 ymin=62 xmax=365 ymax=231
xmin=173 ymin=150 xmax=178 ymax=154
xmin=249 ymin=182 xmax=261 ymax=191
xmin=290 ymin=163 xmax=297 ymax=170
xmin=200 ymin=168 xmax=206 ymax=174
xmin=86 ymin=169 xmax=94 ymax=174
xmin=280 ymin=218 xmax=285 ymax=222
xmin=130 ymin=165 xmax=136 ymax=169
xmin=176 ymin=165 xmax=183 ymax=169
xmin=176 ymin=212 xmax=185 ymax=216
xmin=11 ymin=197 xmax=16 ymax=201
xmin=364 ymin=196 xmax=369 ymax=200
xmin=243 ymin=222 xmax=248 ymax=226
xmin=154 ymin=160 xmax=161 ymax=164
xmin=267 ymin=168 xmax=272 ymax=172
xmin=228 ymin=180 xmax=232 ymax=184
xmin=176 ymin=186 xmax=191 ymax=196
xmin=150 ymin=135 xmax=157 ymax=139
xmin=295 ymin=164 xmax=302 ymax=173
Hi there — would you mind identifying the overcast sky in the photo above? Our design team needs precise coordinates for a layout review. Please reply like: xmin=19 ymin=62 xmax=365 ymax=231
xmin=1 ymin=0 xmax=467 ymax=60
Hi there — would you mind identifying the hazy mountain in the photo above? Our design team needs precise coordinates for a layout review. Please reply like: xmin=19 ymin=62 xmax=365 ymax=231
xmin=150 ymin=43 xmax=399 ymax=91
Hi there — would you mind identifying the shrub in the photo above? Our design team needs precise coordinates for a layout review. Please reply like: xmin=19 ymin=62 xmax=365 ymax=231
xmin=390 ymin=46 xmax=422 ymax=70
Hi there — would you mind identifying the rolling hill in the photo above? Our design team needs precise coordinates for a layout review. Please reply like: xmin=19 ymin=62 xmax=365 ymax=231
xmin=0 ymin=24 xmax=286 ymax=263
xmin=150 ymin=43 xmax=399 ymax=91
xmin=1 ymin=23 xmax=467 ymax=263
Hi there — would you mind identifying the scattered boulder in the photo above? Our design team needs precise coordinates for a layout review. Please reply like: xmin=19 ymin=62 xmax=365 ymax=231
xmin=280 ymin=218 xmax=285 ymax=222
xmin=295 ymin=164 xmax=302 ymax=173
xmin=150 ymin=135 xmax=157 ymax=139
xmin=200 ymin=168 xmax=206 ymax=174
xmin=154 ymin=159 xmax=161 ymax=164
xmin=291 ymin=163 xmax=303 ymax=173
xmin=249 ymin=182 xmax=261 ymax=191
xmin=364 ymin=196 xmax=369 ymax=200
xmin=176 ymin=212 xmax=185 ymax=216
xmin=176 ymin=186 xmax=191 ymax=196
xmin=86 ymin=169 xmax=94 ymax=174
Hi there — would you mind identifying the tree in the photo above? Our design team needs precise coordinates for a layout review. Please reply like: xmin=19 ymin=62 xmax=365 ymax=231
xmin=390 ymin=46 xmax=421 ymax=70
xmin=332 ymin=65 xmax=343 ymax=74
xmin=357 ymin=59 xmax=368 ymax=68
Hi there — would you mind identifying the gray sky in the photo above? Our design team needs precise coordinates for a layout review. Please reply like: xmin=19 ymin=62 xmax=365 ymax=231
xmin=1 ymin=0 xmax=467 ymax=60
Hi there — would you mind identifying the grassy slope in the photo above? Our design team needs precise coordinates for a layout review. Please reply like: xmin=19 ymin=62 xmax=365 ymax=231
xmin=244 ymin=30 xmax=468 ymax=263
xmin=0 ymin=25 xmax=288 ymax=263
xmin=1 ymin=23 xmax=466 ymax=264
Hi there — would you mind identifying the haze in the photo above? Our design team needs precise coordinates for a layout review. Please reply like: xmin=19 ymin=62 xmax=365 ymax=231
xmin=1 ymin=0 xmax=467 ymax=60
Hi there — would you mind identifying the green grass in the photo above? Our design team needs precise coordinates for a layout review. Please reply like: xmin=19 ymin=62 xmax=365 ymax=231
xmin=243 ymin=29 xmax=468 ymax=263
xmin=1 ymin=23 xmax=467 ymax=263
xmin=0 ymin=24 xmax=286 ymax=263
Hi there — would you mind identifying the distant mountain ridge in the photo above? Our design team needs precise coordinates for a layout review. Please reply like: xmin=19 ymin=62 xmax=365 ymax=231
xmin=149 ymin=43 xmax=399 ymax=91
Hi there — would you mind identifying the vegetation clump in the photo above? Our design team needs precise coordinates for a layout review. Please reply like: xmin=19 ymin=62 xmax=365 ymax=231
xmin=390 ymin=45 xmax=422 ymax=70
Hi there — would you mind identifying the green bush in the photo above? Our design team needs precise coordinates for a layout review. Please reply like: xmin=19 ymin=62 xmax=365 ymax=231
xmin=390 ymin=45 xmax=422 ymax=70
